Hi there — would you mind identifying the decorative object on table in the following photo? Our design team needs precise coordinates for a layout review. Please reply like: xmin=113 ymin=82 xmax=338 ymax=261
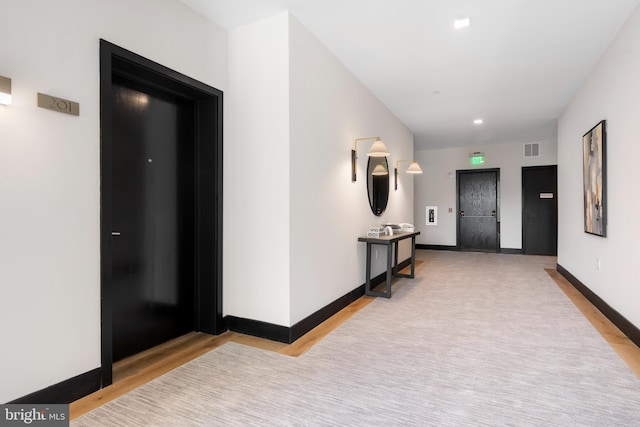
xmin=582 ymin=120 xmax=606 ymax=237
xmin=381 ymin=223 xmax=414 ymax=233
xmin=367 ymin=226 xmax=387 ymax=238
xmin=400 ymin=223 xmax=415 ymax=232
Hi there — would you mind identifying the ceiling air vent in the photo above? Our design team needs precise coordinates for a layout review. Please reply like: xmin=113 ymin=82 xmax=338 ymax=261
xmin=524 ymin=143 xmax=540 ymax=158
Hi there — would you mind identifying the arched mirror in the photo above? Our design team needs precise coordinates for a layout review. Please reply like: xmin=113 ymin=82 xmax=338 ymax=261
xmin=367 ymin=156 xmax=389 ymax=216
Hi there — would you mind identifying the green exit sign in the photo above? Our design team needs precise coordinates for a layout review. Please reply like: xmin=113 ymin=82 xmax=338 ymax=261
xmin=470 ymin=155 xmax=485 ymax=165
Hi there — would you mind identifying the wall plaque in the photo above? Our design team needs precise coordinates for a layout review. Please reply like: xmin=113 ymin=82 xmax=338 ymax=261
xmin=37 ymin=92 xmax=79 ymax=116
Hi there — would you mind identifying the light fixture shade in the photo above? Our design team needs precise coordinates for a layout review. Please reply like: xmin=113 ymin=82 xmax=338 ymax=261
xmin=406 ymin=161 xmax=423 ymax=174
xmin=372 ymin=164 xmax=388 ymax=176
xmin=0 ymin=75 xmax=11 ymax=105
xmin=367 ymin=138 xmax=390 ymax=157
xmin=454 ymin=17 xmax=470 ymax=29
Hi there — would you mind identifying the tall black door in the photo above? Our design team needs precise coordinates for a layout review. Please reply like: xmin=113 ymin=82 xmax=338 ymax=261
xmin=522 ymin=166 xmax=558 ymax=255
xmin=111 ymin=76 xmax=195 ymax=361
xmin=458 ymin=169 xmax=499 ymax=252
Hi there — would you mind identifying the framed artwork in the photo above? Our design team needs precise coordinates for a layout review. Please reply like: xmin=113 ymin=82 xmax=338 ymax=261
xmin=426 ymin=206 xmax=437 ymax=226
xmin=582 ymin=120 xmax=606 ymax=237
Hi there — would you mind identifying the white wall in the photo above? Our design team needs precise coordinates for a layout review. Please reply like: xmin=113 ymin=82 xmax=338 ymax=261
xmin=0 ymin=0 xmax=227 ymax=404
xmin=558 ymin=5 xmax=640 ymax=329
xmin=226 ymin=13 xmax=291 ymax=326
xmin=414 ymin=140 xmax=557 ymax=249
xmin=288 ymin=16 xmax=414 ymax=324
xmin=225 ymin=14 xmax=415 ymax=327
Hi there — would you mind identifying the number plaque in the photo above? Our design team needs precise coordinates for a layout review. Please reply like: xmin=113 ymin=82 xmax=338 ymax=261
xmin=37 ymin=92 xmax=79 ymax=116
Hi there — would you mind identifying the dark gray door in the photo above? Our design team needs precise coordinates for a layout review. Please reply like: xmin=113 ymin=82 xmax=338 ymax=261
xmin=522 ymin=166 xmax=557 ymax=255
xmin=111 ymin=76 xmax=195 ymax=361
xmin=458 ymin=169 xmax=499 ymax=252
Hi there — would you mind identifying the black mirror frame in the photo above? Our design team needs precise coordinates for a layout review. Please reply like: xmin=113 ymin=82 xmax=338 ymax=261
xmin=367 ymin=156 xmax=389 ymax=216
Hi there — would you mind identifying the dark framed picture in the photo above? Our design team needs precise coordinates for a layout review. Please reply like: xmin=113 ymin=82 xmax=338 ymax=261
xmin=582 ymin=120 xmax=606 ymax=237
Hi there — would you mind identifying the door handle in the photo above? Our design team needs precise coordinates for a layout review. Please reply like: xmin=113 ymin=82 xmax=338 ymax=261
xmin=460 ymin=210 xmax=464 ymax=217
xmin=111 ymin=232 xmax=121 ymax=236
xmin=492 ymin=210 xmax=496 ymax=217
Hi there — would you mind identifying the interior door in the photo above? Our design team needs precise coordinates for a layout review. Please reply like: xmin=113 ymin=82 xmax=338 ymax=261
xmin=457 ymin=169 xmax=499 ymax=252
xmin=111 ymin=75 xmax=195 ymax=361
xmin=522 ymin=165 xmax=558 ymax=255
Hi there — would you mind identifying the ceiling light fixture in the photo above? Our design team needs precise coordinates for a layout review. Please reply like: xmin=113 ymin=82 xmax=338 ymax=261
xmin=454 ymin=17 xmax=470 ymax=29
xmin=474 ymin=119 xmax=483 ymax=125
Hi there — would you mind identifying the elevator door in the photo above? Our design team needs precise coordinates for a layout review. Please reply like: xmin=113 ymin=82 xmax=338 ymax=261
xmin=111 ymin=76 xmax=195 ymax=361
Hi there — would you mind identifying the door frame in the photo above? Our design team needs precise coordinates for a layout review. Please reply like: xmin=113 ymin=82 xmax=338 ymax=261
xmin=99 ymin=40 xmax=223 ymax=387
xmin=521 ymin=165 xmax=558 ymax=255
xmin=456 ymin=168 xmax=500 ymax=252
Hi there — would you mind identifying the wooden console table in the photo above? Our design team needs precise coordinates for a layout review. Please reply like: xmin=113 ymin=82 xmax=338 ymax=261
xmin=358 ymin=231 xmax=420 ymax=298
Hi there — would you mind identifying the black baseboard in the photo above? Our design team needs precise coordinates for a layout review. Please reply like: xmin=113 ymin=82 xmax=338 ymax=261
xmin=416 ymin=244 xmax=457 ymax=251
xmin=11 ymin=257 xmax=413 ymax=403
xmin=416 ymin=245 xmax=524 ymax=255
xmin=8 ymin=368 xmax=101 ymax=405
xmin=290 ymin=286 xmax=364 ymax=343
xmin=500 ymin=248 xmax=523 ymax=254
xmin=226 ymin=257 xmax=413 ymax=344
xmin=225 ymin=316 xmax=291 ymax=343
xmin=557 ymin=264 xmax=640 ymax=348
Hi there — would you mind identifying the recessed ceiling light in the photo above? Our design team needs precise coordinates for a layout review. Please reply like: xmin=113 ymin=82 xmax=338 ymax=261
xmin=474 ymin=119 xmax=483 ymax=125
xmin=454 ymin=17 xmax=470 ymax=29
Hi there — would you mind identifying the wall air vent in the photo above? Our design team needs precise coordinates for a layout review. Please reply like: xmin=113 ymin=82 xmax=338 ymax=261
xmin=524 ymin=143 xmax=540 ymax=158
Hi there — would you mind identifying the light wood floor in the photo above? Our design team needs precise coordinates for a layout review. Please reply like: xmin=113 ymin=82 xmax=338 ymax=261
xmin=546 ymin=269 xmax=640 ymax=377
xmin=69 ymin=296 xmax=376 ymax=419
xmin=70 ymin=267 xmax=640 ymax=420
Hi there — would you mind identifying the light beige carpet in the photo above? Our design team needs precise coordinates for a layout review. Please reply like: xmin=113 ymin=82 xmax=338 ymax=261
xmin=73 ymin=251 xmax=640 ymax=426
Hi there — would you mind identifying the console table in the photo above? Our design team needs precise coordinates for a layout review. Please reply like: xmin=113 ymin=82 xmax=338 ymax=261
xmin=358 ymin=231 xmax=420 ymax=298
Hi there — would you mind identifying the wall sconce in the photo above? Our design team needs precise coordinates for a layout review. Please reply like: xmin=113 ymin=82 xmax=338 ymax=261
xmin=394 ymin=160 xmax=423 ymax=190
xmin=0 ymin=75 xmax=11 ymax=105
xmin=352 ymin=137 xmax=390 ymax=181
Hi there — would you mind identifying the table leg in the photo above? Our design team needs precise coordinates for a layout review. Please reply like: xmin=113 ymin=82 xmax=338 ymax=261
xmin=393 ymin=240 xmax=399 ymax=275
xmin=385 ymin=244 xmax=393 ymax=298
xmin=409 ymin=235 xmax=416 ymax=278
xmin=365 ymin=242 xmax=372 ymax=294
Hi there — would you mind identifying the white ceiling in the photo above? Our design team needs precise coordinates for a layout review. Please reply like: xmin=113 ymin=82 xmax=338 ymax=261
xmin=180 ymin=0 xmax=639 ymax=150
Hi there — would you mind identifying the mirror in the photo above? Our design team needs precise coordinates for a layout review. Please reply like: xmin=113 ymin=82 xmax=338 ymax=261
xmin=367 ymin=156 xmax=389 ymax=216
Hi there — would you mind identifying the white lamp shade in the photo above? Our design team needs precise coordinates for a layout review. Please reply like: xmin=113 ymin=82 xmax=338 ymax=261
xmin=406 ymin=161 xmax=423 ymax=174
xmin=367 ymin=138 xmax=390 ymax=157
xmin=0 ymin=76 xmax=11 ymax=105
xmin=372 ymin=164 xmax=388 ymax=175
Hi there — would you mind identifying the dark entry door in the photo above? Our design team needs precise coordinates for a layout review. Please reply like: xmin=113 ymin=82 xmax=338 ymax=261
xmin=458 ymin=169 xmax=499 ymax=252
xmin=111 ymin=76 xmax=195 ymax=361
xmin=522 ymin=166 xmax=557 ymax=255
